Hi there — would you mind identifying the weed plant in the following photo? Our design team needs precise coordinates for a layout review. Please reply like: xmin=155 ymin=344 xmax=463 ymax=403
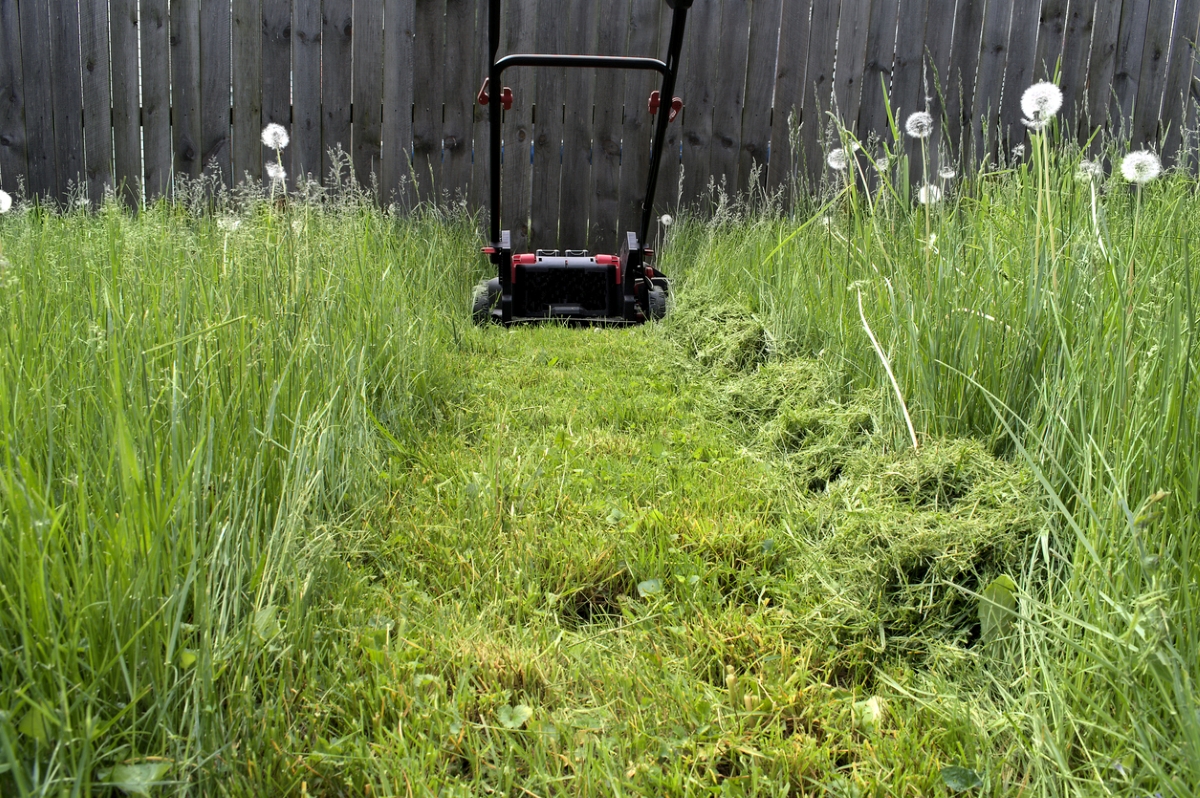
xmin=662 ymin=129 xmax=1200 ymax=794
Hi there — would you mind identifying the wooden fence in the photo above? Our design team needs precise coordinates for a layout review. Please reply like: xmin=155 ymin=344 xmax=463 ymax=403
xmin=1 ymin=0 xmax=1199 ymax=251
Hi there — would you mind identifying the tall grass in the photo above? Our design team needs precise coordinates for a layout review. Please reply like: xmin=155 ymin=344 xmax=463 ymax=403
xmin=0 ymin=195 xmax=477 ymax=794
xmin=664 ymin=137 xmax=1200 ymax=794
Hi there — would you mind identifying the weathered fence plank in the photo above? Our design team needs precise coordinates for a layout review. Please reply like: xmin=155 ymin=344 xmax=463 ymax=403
xmin=1033 ymin=0 xmax=1068 ymax=81
xmin=678 ymin=0 xmax=718 ymax=209
xmin=1111 ymin=0 xmax=1151 ymax=139
xmin=200 ymin=0 xmax=232 ymax=183
xmin=382 ymin=0 xmax=415 ymax=205
xmin=654 ymin=3 xmax=683 ymax=211
xmin=171 ymin=0 xmax=203 ymax=181
xmin=856 ymin=0 xmax=899 ymax=156
xmin=892 ymin=0 xmax=931 ymax=188
xmin=1058 ymin=0 xmax=1096 ymax=137
xmin=292 ymin=0 xmax=323 ymax=183
xmin=500 ymin=0 xmax=536 ymax=250
xmin=1161 ymin=0 xmax=1200 ymax=164
xmin=1131 ymin=0 xmax=1175 ymax=148
xmin=413 ymin=0 xmax=446 ymax=203
xmin=50 ymin=0 xmax=84 ymax=202
xmin=999 ymin=0 xmax=1042 ymax=149
xmin=232 ymin=0 xmax=263 ymax=183
xmin=833 ymin=0 xmax=872 ymax=138
xmin=974 ymin=0 xmax=1014 ymax=162
xmin=442 ymin=0 xmax=474 ymax=202
xmin=618 ymin=0 xmax=662 ymax=239
xmin=323 ymin=0 xmax=354 ymax=181
xmin=141 ymin=0 xmax=172 ymax=199
xmin=1085 ymin=0 xmax=1121 ymax=136
xmin=469 ymin=0 xmax=491 ymax=214
xmin=708 ymin=0 xmax=751 ymax=199
xmin=80 ymin=0 xmax=113 ymax=203
xmin=801 ymin=0 xmax=840 ymax=185
xmin=353 ymin=1 xmax=385 ymax=188
xmin=262 ymin=0 xmax=292 ymax=187
xmin=559 ymin=0 xmax=598 ymax=247
xmin=587 ymin=0 xmax=630 ymax=251
xmin=942 ymin=0 xmax=986 ymax=161
xmin=19 ymin=0 xmax=57 ymax=199
xmin=528 ymin=0 xmax=566 ymax=249
xmin=0 ymin=0 xmax=25 ymax=195
xmin=110 ymin=0 xmax=141 ymax=204
xmin=738 ymin=0 xmax=781 ymax=199
xmin=768 ymin=0 xmax=814 ymax=200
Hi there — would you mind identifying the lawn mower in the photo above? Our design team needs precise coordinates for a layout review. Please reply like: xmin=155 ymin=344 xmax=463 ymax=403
xmin=473 ymin=0 xmax=693 ymax=325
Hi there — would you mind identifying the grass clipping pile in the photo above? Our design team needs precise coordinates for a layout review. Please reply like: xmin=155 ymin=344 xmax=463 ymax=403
xmin=667 ymin=293 xmax=1044 ymax=678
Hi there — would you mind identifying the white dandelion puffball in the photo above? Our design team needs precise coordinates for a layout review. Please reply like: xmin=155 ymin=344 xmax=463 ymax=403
xmin=827 ymin=148 xmax=849 ymax=171
xmin=0 ymin=189 xmax=11 ymax=214
xmin=261 ymin=123 xmax=290 ymax=151
xmin=660 ymin=214 xmax=673 ymax=227
xmin=1020 ymin=82 xmax=1063 ymax=132
xmin=1121 ymin=150 xmax=1162 ymax=184
xmin=1075 ymin=160 xmax=1104 ymax=181
xmin=917 ymin=184 xmax=942 ymax=205
xmin=938 ymin=166 xmax=957 ymax=180
xmin=217 ymin=216 xmax=241 ymax=232
xmin=266 ymin=161 xmax=287 ymax=184
xmin=1011 ymin=144 xmax=1026 ymax=159
xmin=905 ymin=111 xmax=934 ymax=140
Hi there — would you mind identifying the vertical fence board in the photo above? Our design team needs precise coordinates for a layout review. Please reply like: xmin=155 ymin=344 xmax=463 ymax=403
xmin=80 ymin=0 xmax=112 ymax=202
xmin=999 ymin=0 xmax=1042 ymax=149
xmin=1034 ymin=0 xmax=1067 ymax=81
xmin=528 ymin=0 xmax=565 ymax=249
xmin=738 ymin=0 xmax=781 ymax=198
xmin=353 ymin=0 xmax=384 ymax=189
xmin=973 ymin=0 xmax=1013 ymax=162
xmin=1111 ymin=0 xmax=1150 ymax=138
xmin=292 ymin=0 xmax=323 ymax=183
xmin=559 ymin=0 xmax=597 ymax=246
xmin=892 ymin=0 xmax=931 ymax=188
xmin=262 ymin=0 xmax=292 ymax=187
xmin=943 ymin=0 xmax=985 ymax=161
xmin=200 ymin=0 xmax=232 ymax=183
xmin=1085 ymin=0 xmax=1121 ymax=135
xmin=412 ymin=0 xmax=445 ymax=202
xmin=141 ymin=0 xmax=172 ymax=199
xmin=618 ymin=0 xmax=662 ymax=239
xmin=924 ymin=0 xmax=956 ymax=177
xmin=323 ymin=0 xmax=353 ymax=180
xmin=856 ymin=0 xmax=899 ymax=156
xmin=767 ymin=0 xmax=814 ymax=200
xmin=1131 ymin=0 xmax=1175 ymax=148
xmin=468 ymin=0 xmax=490 ymax=215
xmin=171 ymin=0 xmax=203 ymax=181
xmin=19 ymin=0 xmax=57 ymax=199
xmin=382 ymin=0 xmax=414 ymax=205
xmin=233 ymin=0 xmax=263 ymax=183
xmin=1161 ymin=0 xmax=1200 ymax=163
xmin=442 ymin=0 xmax=474 ymax=202
xmin=678 ymin=0 xmax=720 ymax=210
xmin=708 ymin=0 xmax=751 ymax=198
xmin=50 ymin=1 xmax=84 ymax=202
xmin=0 ymin=0 xmax=25 ymax=194
xmin=833 ymin=0 xmax=872 ymax=137
xmin=1058 ymin=0 xmax=1096 ymax=137
xmin=654 ymin=4 xmax=684 ymax=210
xmin=110 ymin=0 xmax=140 ymax=203
xmin=800 ymin=0 xmax=840 ymax=186
xmin=500 ymin=0 xmax=535 ymax=249
xmin=587 ymin=0 xmax=631 ymax=250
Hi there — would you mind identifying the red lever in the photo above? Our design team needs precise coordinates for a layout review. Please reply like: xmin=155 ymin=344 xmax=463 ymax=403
xmin=648 ymin=91 xmax=683 ymax=123
xmin=648 ymin=90 xmax=661 ymax=116
xmin=500 ymin=87 xmax=513 ymax=111
xmin=668 ymin=97 xmax=683 ymax=123
xmin=477 ymin=78 xmax=490 ymax=106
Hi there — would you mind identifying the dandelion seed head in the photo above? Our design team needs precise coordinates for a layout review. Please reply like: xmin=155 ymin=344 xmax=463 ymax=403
xmin=261 ymin=123 xmax=290 ymax=151
xmin=659 ymin=214 xmax=673 ymax=228
xmin=1011 ymin=144 xmax=1026 ymax=159
xmin=917 ymin=184 xmax=942 ymax=205
xmin=217 ymin=216 xmax=241 ymax=232
xmin=905 ymin=111 xmax=934 ymax=140
xmin=938 ymin=166 xmax=957 ymax=180
xmin=826 ymin=148 xmax=849 ymax=171
xmin=1075 ymin=160 xmax=1104 ymax=181
xmin=850 ymin=141 xmax=862 ymax=152
xmin=1020 ymin=82 xmax=1063 ymax=132
xmin=1121 ymin=150 xmax=1162 ymax=184
xmin=266 ymin=162 xmax=287 ymax=184
xmin=0 ymin=190 xmax=11 ymax=214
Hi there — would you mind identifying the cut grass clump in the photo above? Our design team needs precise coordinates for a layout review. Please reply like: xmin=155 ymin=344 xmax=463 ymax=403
xmin=665 ymin=289 xmax=773 ymax=372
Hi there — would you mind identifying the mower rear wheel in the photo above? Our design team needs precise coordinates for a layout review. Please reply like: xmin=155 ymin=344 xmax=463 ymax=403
xmin=472 ymin=278 xmax=501 ymax=325
xmin=647 ymin=285 xmax=668 ymax=321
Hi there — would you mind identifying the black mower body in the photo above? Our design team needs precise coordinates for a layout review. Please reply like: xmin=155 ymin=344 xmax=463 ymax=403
xmin=474 ymin=0 xmax=693 ymax=326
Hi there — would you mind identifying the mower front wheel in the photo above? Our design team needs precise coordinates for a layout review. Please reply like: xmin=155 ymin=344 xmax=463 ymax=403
xmin=472 ymin=278 xmax=501 ymax=325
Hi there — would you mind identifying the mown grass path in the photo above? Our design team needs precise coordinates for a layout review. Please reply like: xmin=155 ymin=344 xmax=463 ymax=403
xmin=348 ymin=315 xmax=1034 ymax=796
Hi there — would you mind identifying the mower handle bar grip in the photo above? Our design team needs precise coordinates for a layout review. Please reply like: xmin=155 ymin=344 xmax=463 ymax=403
xmin=494 ymin=53 xmax=667 ymax=77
